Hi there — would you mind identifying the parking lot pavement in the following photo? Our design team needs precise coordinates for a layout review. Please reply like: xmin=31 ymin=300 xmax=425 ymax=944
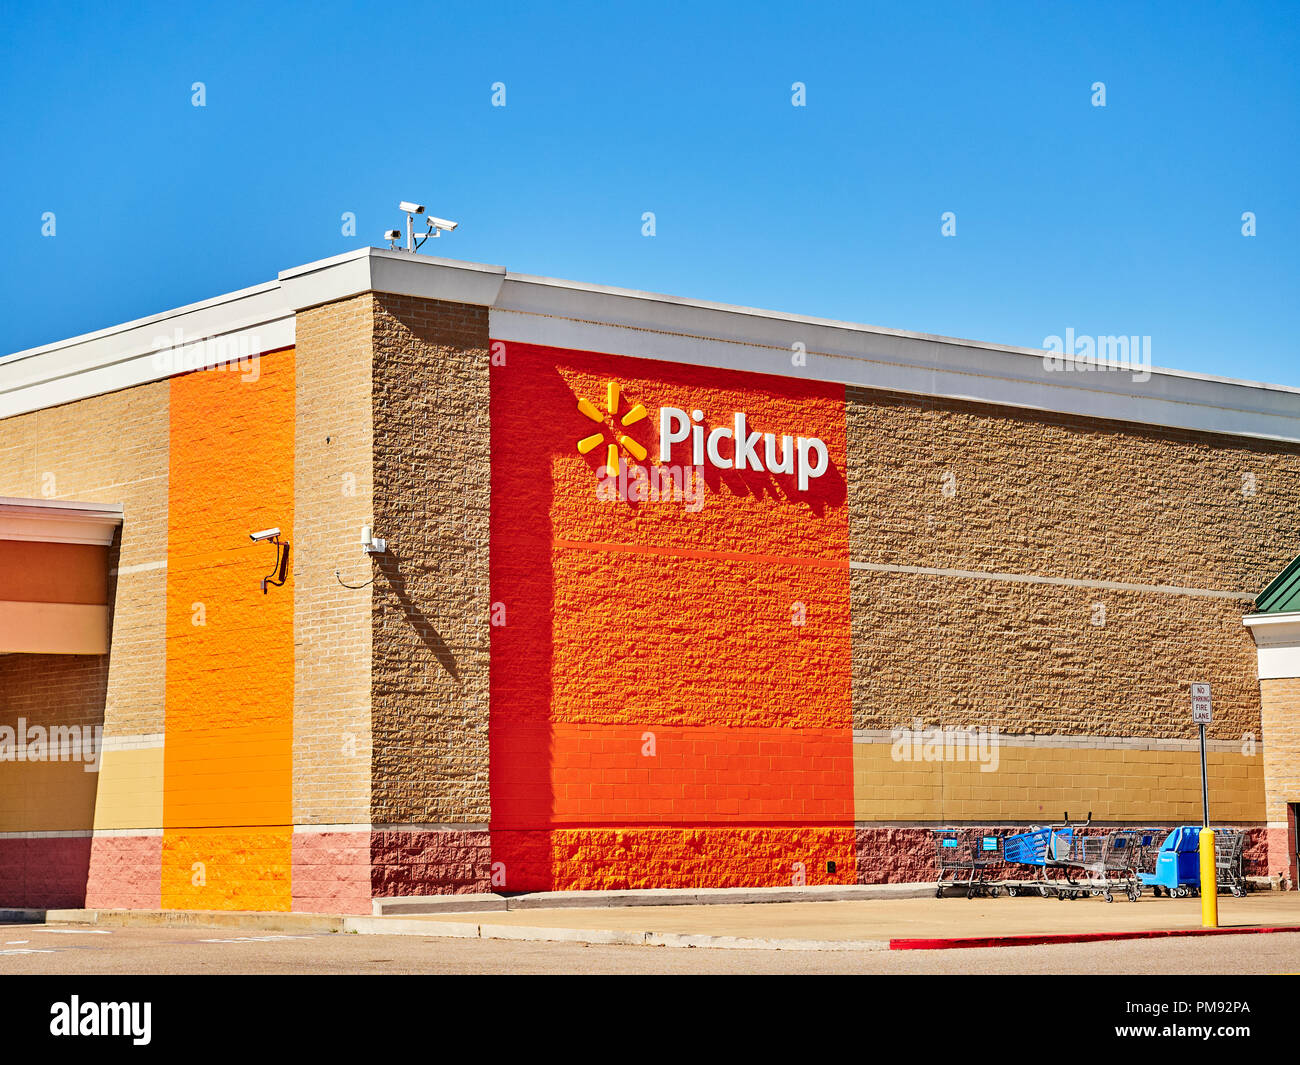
xmin=0 ymin=922 xmax=1298 ymax=975
xmin=382 ymin=890 xmax=1300 ymax=947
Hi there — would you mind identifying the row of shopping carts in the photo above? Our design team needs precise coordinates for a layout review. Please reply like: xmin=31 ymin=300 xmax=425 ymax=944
xmin=934 ymin=813 xmax=1251 ymax=901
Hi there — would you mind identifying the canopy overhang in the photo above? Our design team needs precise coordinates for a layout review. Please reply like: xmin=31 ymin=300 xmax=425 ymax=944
xmin=0 ymin=497 xmax=123 ymax=654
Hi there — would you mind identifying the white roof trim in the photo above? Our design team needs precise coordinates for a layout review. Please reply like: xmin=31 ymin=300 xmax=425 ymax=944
xmin=1243 ymin=612 xmax=1300 ymax=678
xmin=3 ymin=247 xmax=1299 ymax=442
xmin=490 ymin=275 xmax=1300 ymax=444
xmin=0 ymin=497 xmax=124 ymax=546
xmin=1243 ymin=611 xmax=1300 ymax=630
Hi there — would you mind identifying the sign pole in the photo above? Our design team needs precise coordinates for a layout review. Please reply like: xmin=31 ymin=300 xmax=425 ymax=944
xmin=1199 ymin=722 xmax=1209 ymax=830
xmin=1191 ymin=683 xmax=1217 ymax=928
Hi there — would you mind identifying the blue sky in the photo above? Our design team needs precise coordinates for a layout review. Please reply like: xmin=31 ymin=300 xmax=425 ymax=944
xmin=2 ymin=1 xmax=1296 ymax=383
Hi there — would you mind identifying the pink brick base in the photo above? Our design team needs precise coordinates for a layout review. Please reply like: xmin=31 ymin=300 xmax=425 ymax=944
xmin=855 ymin=825 xmax=1273 ymax=885
xmin=371 ymin=829 xmax=492 ymax=898
xmin=1265 ymin=827 xmax=1297 ymax=885
xmin=9 ymin=824 xmax=1276 ymax=911
xmin=292 ymin=829 xmax=493 ymax=912
xmin=85 ymin=835 xmax=161 ymax=909
xmin=0 ymin=836 xmax=92 ymax=909
xmin=292 ymin=832 xmax=372 ymax=915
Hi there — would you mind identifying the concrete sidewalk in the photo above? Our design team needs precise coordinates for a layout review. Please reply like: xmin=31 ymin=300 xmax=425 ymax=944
xmin=351 ymin=892 xmax=1300 ymax=950
xmin=19 ymin=890 xmax=1300 ymax=953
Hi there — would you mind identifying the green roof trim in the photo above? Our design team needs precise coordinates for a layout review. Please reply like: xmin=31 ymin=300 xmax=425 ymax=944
xmin=1254 ymin=552 xmax=1300 ymax=614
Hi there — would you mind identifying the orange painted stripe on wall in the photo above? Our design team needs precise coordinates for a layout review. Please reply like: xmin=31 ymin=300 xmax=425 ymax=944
xmin=162 ymin=352 xmax=295 ymax=910
xmin=492 ymin=827 xmax=858 ymax=892
xmin=492 ymin=723 xmax=855 ymax=829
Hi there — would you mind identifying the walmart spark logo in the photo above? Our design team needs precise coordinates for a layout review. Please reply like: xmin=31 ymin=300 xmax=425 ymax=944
xmin=576 ymin=381 xmax=649 ymax=471
xmin=575 ymin=381 xmax=832 ymax=492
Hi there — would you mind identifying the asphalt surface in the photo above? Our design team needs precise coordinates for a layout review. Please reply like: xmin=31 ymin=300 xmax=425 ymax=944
xmin=397 ymin=891 xmax=1300 ymax=942
xmin=1 ymin=923 xmax=1298 ymax=974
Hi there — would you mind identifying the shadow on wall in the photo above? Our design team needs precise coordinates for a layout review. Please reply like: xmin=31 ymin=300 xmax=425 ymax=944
xmin=374 ymin=553 xmax=461 ymax=684
xmin=488 ymin=352 xmax=562 ymax=890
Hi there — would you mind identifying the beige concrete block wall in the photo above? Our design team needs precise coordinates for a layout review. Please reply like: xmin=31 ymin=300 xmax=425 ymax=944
xmin=293 ymin=296 xmax=376 ymax=828
xmin=846 ymin=389 xmax=1300 ymax=594
xmin=0 ymin=383 xmax=170 ymax=833
xmin=847 ymin=388 xmax=1300 ymax=745
xmin=0 ymin=385 xmax=170 ymax=732
xmin=1259 ymin=677 xmax=1300 ymax=826
xmin=370 ymin=293 xmax=491 ymax=826
xmin=852 ymin=573 xmax=1261 ymax=739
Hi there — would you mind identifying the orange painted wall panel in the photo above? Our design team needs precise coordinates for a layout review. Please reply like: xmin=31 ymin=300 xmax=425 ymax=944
xmin=493 ymin=827 xmax=857 ymax=892
xmin=161 ymin=828 xmax=293 ymax=912
xmin=162 ymin=353 xmax=294 ymax=910
xmin=0 ymin=541 xmax=109 ymax=604
xmin=492 ymin=723 xmax=854 ymax=828
xmin=490 ymin=343 xmax=854 ymax=890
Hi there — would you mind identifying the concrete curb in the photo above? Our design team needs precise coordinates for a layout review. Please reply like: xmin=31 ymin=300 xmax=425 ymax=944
xmin=891 ymin=923 xmax=1300 ymax=951
xmin=373 ymin=894 xmax=506 ymax=916
xmin=343 ymin=916 xmax=889 ymax=951
xmin=45 ymin=909 xmax=348 ymax=933
xmin=0 ymin=908 xmax=47 ymax=924
xmin=372 ymin=882 xmax=936 ymax=915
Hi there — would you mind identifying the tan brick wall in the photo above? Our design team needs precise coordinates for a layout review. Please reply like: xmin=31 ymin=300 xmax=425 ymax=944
xmin=370 ymin=293 xmax=491 ymax=825
xmin=0 ymin=383 xmax=170 ymax=742
xmin=852 ymin=741 xmax=1265 ymax=823
xmin=847 ymin=388 xmax=1300 ymax=747
xmin=1259 ymin=677 xmax=1300 ymax=826
xmin=293 ymin=296 xmax=375 ymax=827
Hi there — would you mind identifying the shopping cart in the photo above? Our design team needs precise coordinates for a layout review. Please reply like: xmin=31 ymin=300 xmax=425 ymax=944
xmin=999 ymin=812 xmax=1087 ymax=899
xmin=1141 ymin=826 xmax=1201 ymax=898
xmin=1070 ymin=829 xmax=1145 ymax=902
xmin=933 ymin=829 xmax=1001 ymax=898
xmin=1215 ymin=828 xmax=1249 ymax=897
xmin=1000 ymin=814 xmax=1144 ymax=901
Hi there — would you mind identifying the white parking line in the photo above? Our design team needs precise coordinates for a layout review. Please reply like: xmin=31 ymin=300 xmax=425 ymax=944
xmin=33 ymin=928 xmax=112 ymax=935
xmin=0 ymin=948 xmax=56 ymax=955
xmin=197 ymin=934 xmax=321 ymax=943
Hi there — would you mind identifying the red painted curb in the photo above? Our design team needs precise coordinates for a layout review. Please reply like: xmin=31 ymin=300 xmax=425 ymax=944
xmin=890 ymin=924 xmax=1300 ymax=951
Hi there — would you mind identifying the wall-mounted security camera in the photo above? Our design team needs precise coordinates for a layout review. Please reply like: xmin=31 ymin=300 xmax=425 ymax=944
xmin=389 ymin=199 xmax=459 ymax=251
xmin=361 ymin=525 xmax=386 ymax=555
xmin=250 ymin=528 xmax=289 ymax=593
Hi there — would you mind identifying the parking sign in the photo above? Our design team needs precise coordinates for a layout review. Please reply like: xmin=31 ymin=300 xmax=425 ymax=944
xmin=1191 ymin=682 xmax=1212 ymax=724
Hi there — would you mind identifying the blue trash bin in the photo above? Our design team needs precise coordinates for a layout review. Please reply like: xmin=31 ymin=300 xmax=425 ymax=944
xmin=1140 ymin=826 xmax=1202 ymax=897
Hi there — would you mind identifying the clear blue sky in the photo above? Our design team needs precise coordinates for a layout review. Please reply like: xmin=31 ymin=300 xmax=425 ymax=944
xmin=2 ymin=1 xmax=1296 ymax=383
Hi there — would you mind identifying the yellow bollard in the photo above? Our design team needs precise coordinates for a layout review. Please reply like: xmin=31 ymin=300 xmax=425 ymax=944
xmin=1199 ymin=827 xmax=1218 ymax=928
